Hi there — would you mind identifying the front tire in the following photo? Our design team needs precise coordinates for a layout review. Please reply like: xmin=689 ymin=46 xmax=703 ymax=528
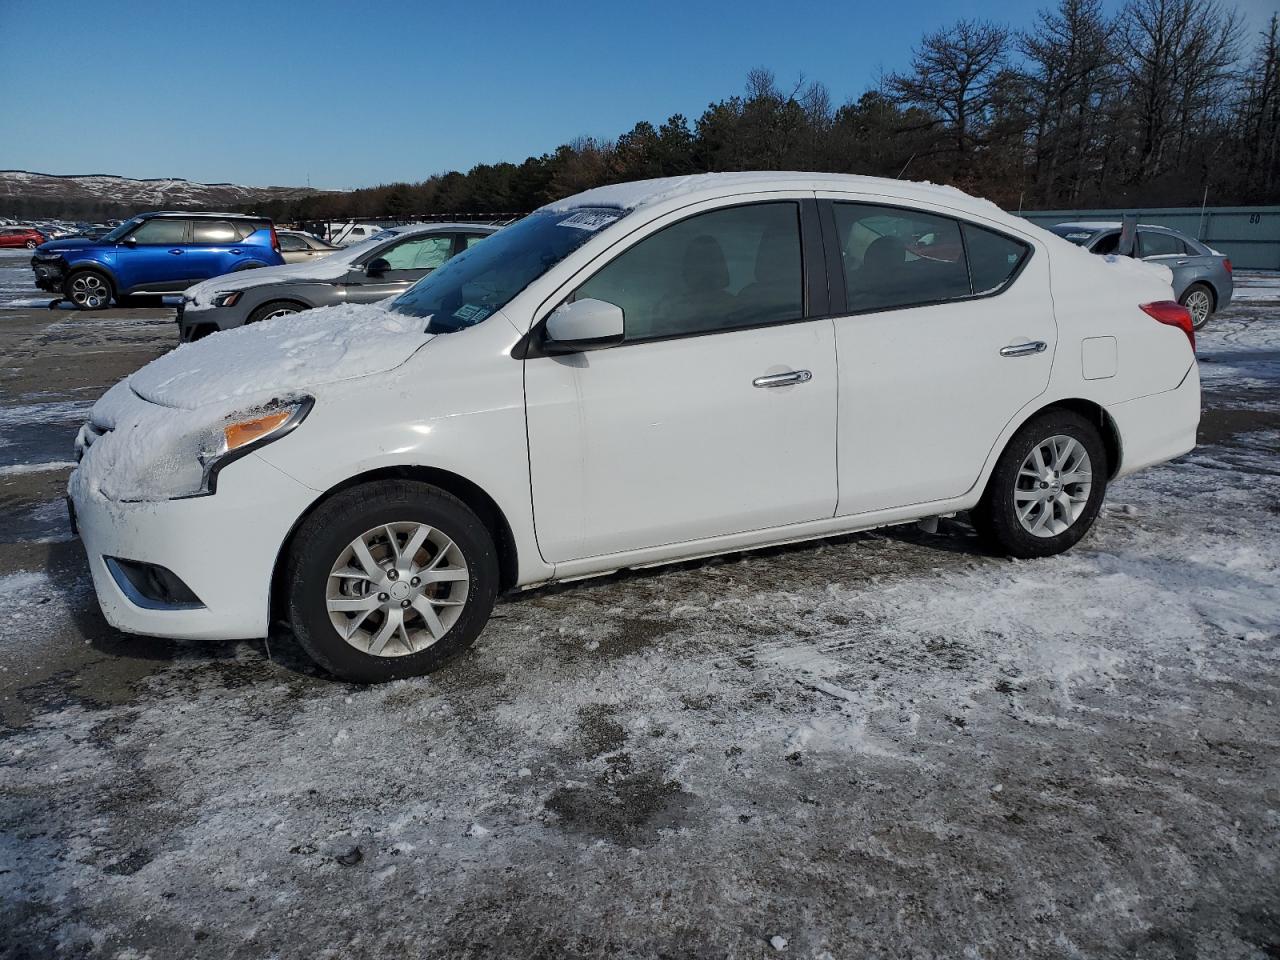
xmin=970 ymin=409 xmax=1107 ymax=559
xmin=1179 ymin=282 xmax=1214 ymax=331
xmin=284 ymin=480 xmax=499 ymax=683
xmin=247 ymin=300 xmax=304 ymax=325
xmin=64 ymin=269 xmax=113 ymax=310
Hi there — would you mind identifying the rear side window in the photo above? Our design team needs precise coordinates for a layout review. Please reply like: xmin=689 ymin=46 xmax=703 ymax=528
xmin=963 ymin=223 xmax=1030 ymax=295
xmin=129 ymin=218 xmax=189 ymax=244
xmin=576 ymin=202 xmax=803 ymax=341
xmin=277 ymin=233 xmax=308 ymax=251
xmin=1092 ymin=232 xmax=1121 ymax=255
xmin=833 ymin=203 xmax=969 ymax=312
xmin=192 ymin=220 xmax=240 ymax=243
xmin=1140 ymin=232 xmax=1187 ymax=258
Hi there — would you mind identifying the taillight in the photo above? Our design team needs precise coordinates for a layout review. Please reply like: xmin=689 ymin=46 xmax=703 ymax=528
xmin=1140 ymin=300 xmax=1195 ymax=353
xmin=1222 ymin=258 xmax=1232 ymax=275
xmin=269 ymin=224 xmax=279 ymax=252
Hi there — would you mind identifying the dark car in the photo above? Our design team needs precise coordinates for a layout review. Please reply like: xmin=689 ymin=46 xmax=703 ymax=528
xmin=177 ymin=222 xmax=498 ymax=340
xmin=30 ymin=211 xmax=285 ymax=310
xmin=0 ymin=227 xmax=47 ymax=249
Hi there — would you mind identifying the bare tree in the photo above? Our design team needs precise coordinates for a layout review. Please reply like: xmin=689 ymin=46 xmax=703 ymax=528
xmin=886 ymin=19 xmax=1011 ymax=172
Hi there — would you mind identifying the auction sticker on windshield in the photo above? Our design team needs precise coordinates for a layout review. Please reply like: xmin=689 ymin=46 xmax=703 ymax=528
xmin=556 ymin=211 xmax=621 ymax=231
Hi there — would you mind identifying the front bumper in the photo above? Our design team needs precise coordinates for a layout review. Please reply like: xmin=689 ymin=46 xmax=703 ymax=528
xmin=178 ymin=299 xmax=254 ymax=341
xmin=71 ymin=452 xmax=317 ymax=640
xmin=31 ymin=258 xmax=65 ymax=292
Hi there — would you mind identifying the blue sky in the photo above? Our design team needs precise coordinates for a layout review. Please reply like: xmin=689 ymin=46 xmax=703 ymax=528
xmin=0 ymin=0 xmax=1274 ymax=190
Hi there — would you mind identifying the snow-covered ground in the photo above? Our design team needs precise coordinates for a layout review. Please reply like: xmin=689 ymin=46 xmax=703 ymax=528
xmin=0 ymin=295 xmax=1278 ymax=958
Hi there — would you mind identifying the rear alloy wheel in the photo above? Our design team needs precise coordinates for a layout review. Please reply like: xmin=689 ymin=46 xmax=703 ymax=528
xmin=65 ymin=270 xmax=112 ymax=310
xmin=971 ymin=409 xmax=1107 ymax=558
xmin=285 ymin=480 xmax=499 ymax=682
xmin=247 ymin=301 xmax=303 ymax=325
xmin=1179 ymin=282 xmax=1214 ymax=330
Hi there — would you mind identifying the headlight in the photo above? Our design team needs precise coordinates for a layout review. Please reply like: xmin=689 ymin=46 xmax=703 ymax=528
xmin=211 ymin=291 xmax=243 ymax=308
xmin=189 ymin=397 xmax=313 ymax=497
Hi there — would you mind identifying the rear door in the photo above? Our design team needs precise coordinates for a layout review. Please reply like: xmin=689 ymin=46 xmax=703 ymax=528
xmin=818 ymin=195 xmax=1054 ymax=516
xmin=1137 ymin=230 xmax=1196 ymax=293
xmin=184 ymin=219 xmax=252 ymax=281
xmin=344 ymin=232 xmax=457 ymax=303
xmin=524 ymin=196 xmax=838 ymax=563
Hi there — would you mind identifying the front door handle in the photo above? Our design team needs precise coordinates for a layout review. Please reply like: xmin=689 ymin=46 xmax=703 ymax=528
xmin=753 ymin=369 xmax=813 ymax=388
xmin=1000 ymin=341 xmax=1047 ymax=358
xmin=168 ymin=249 xmax=184 ymax=255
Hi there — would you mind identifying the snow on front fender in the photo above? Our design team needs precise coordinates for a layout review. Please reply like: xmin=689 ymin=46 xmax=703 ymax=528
xmin=129 ymin=302 xmax=435 ymax=410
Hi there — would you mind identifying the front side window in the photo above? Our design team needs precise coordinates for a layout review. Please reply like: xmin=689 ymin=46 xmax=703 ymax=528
xmin=576 ymin=202 xmax=803 ymax=341
xmin=834 ymin=203 xmax=969 ymax=312
xmin=390 ymin=208 xmax=623 ymax=332
xmin=1091 ymin=232 xmax=1122 ymax=255
xmin=129 ymin=218 xmax=189 ymax=244
xmin=277 ymin=233 xmax=308 ymax=252
xmin=1140 ymin=232 xmax=1187 ymax=258
xmin=379 ymin=235 xmax=453 ymax=271
xmin=464 ymin=234 xmax=490 ymax=248
xmin=192 ymin=220 xmax=240 ymax=244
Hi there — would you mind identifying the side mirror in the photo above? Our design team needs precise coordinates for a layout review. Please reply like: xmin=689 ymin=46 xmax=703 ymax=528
xmin=543 ymin=298 xmax=624 ymax=354
xmin=121 ymin=236 xmax=137 ymax=246
xmin=366 ymin=257 xmax=390 ymax=278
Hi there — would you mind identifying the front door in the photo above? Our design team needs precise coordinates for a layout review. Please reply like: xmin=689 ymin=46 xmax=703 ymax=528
xmin=819 ymin=196 xmax=1056 ymax=516
xmin=524 ymin=199 xmax=838 ymax=563
xmin=346 ymin=233 xmax=455 ymax=303
xmin=121 ymin=217 xmax=193 ymax=290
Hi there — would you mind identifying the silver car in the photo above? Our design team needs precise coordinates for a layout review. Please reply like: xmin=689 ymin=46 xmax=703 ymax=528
xmin=276 ymin=230 xmax=341 ymax=264
xmin=1050 ymin=222 xmax=1233 ymax=329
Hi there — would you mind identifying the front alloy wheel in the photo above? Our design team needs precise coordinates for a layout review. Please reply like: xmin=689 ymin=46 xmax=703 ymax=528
xmin=285 ymin=480 xmax=499 ymax=682
xmin=66 ymin=271 xmax=111 ymax=310
xmin=326 ymin=522 xmax=470 ymax=657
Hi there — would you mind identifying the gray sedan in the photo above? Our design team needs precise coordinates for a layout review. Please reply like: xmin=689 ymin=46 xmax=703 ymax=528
xmin=177 ymin=223 xmax=500 ymax=341
xmin=1050 ymin=222 xmax=1233 ymax=329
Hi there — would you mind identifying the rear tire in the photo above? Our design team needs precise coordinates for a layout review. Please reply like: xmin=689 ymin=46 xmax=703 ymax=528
xmin=1179 ymin=282 xmax=1214 ymax=330
xmin=247 ymin=300 xmax=304 ymax=325
xmin=284 ymin=480 xmax=499 ymax=683
xmin=64 ymin=269 xmax=113 ymax=310
xmin=970 ymin=409 xmax=1107 ymax=559
xmin=25 ymin=239 xmax=36 ymax=249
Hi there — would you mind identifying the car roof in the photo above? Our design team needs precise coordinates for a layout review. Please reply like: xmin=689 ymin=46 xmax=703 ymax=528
xmin=1053 ymin=221 xmax=1181 ymax=234
xmin=140 ymin=211 xmax=268 ymax=220
xmin=543 ymin=172 xmax=1016 ymax=226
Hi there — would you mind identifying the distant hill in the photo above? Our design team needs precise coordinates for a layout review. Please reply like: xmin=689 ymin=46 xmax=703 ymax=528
xmin=0 ymin=170 xmax=333 ymax=220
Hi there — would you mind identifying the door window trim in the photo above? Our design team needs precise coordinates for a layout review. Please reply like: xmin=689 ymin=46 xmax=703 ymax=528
xmin=517 ymin=196 xmax=830 ymax=358
xmin=819 ymin=198 xmax=1034 ymax=318
xmin=127 ymin=217 xmax=192 ymax=245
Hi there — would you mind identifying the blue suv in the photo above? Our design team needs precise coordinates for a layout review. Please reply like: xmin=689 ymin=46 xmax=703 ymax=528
xmin=31 ymin=211 xmax=284 ymax=309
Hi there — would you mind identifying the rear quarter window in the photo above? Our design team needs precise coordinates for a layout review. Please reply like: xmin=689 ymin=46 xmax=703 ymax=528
xmin=963 ymin=224 xmax=1031 ymax=295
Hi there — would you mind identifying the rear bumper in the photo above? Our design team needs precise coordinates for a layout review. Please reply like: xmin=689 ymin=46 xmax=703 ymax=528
xmin=1107 ymin=362 xmax=1201 ymax=478
xmin=71 ymin=452 xmax=316 ymax=640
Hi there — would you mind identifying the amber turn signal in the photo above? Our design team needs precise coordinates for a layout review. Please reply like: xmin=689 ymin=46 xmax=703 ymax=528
xmin=224 ymin=410 xmax=291 ymax=451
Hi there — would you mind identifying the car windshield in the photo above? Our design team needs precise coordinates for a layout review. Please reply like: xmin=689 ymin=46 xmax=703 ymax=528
xmin=1048 ymin=225 xmax=1097 ymax=246
xmin=390 ymin=209 xmax=623 ymax=333
xmin=101 ymin=216 xmax=145 ymax=243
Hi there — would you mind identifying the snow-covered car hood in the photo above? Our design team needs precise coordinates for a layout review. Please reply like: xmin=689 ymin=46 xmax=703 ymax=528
xmin=124 ymin=302 xmax=434 ymax=411
xmin=184 ymin=254 xmax=359 ymax=306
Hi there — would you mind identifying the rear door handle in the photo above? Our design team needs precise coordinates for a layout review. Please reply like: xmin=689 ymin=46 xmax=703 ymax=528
xmin=1000 ymin=341 xmax=1047 ymax=358
xmin=753 ymin=369 xmax=812 ymax=388
xmin=230 ymin=248 xmax=242 ymax=255
xmin=168 ymin=249 xmax=184 ymax=255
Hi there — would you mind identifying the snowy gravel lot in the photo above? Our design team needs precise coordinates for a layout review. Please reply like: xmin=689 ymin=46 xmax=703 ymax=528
xmin=1 ymin=249 xmax=1278 ymax=959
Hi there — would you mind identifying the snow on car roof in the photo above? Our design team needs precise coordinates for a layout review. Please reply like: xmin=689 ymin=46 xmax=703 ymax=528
xmin=541 ymin=172 xmax=1008 ymax=221
xmin=1053 ymin=221 xmax=1175 ymax=232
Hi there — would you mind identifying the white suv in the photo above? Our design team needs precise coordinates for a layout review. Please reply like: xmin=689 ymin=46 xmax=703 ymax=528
xmin=69 ymin=173 xmax=1200 ymax=682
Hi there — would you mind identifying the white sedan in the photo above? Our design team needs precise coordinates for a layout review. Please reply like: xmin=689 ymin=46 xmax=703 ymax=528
xmin=69 ymin=173 xmax=1200 ymax=682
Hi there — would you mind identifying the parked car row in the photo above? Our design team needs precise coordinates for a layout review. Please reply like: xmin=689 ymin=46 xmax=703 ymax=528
xmin=67 ymin=172 xmax=1201 ymax=683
